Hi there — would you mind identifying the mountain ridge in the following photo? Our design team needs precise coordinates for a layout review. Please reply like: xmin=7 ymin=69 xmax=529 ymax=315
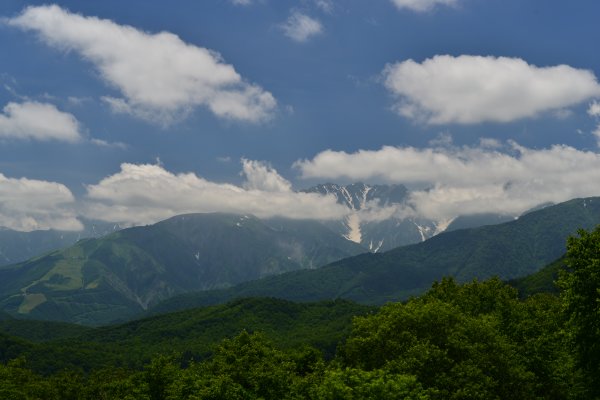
xmin=0 ymin=213 xmax=366 ymax=325
xmin=150 ymin=197 xmax=600 ymax=314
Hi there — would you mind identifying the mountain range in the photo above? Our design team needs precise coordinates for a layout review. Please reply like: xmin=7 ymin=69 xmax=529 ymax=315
xmin=0 ymin=184 xmax=598 ymax=326
xmin=0 ymin=182 xmax=455 ymax=272
xmin=0 ymin=213 xmax=365 ymax=325
xmin=0 ymin=219 xmax=122 ymax=267
xmin=304 ymin=182 xmax=513 ymax=251
xmin=151 ymin=197 xmax=600 ymax=314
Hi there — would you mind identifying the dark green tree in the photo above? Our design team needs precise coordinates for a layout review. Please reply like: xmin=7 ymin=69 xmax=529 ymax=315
xmin=0 ymin=358 xmax=56 ymax=399
xmin=558 ymin=226 xmax=600 ymax=398
xmin=341 ymin=297 xmax=536 ymax=399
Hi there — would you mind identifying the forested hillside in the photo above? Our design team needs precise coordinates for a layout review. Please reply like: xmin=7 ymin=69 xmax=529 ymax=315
xmin=0 ymin=213 xmax=366 ymax=325
xmin=0 ymin=225 xmax=598 ymax=399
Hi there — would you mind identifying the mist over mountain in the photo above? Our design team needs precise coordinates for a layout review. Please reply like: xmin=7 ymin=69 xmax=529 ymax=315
xmin=0 ymin=178 xmax=596 ymax=327
xmin=0 ymin=182 xmax=519 ymax=267
xmin=303 ymin=182 xmax=513 ymax=251
xmin=0 ymin=219 xmax=122 ymax=267
xmin=151 ymin=197 xmax=600 ymax=313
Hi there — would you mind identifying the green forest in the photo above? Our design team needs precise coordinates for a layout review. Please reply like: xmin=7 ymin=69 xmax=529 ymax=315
xmin=1 ymin=226 xmax=599 ymax=399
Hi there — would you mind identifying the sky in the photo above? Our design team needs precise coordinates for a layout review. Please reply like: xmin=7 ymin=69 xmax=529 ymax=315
xmin=1 ymin=0 xmax=600 ymax=231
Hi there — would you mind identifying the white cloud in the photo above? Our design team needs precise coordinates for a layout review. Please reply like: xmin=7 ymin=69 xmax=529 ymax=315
xmin=230 ymin=0 xmax=253 ymax=5
xmin=9 ymin=5 xmax=276 ymax=124
xmin=67 ymin=96 xmax=91 ymax=106
xmin=587 ymin=101 xmax=600 ymax=147
xmin=90 ymin=138 xmax=128 ymax=150
xmin=588 ymin=100 xmax=600 ymax=117
xmin=593 ymin=126 xmax=600 ymax=147
xmin=294 ymin=142 xmax=600 ymax=220
xmin=241 ymin=159 xmax=292 ymax=192
xmin=0 ymin=101 xmax=82 ymax=142
xmin=391 ymin=0 xmax=458 ymax=12
xmin=314 ymin=0 xmax=334 ymax=13
xmin=478 ymin=137 xmax=502 ymax=149
xmin=0 ymin=173 xmax=82 ymax=231
xmin=281 ymin=11 xmax=323 ymax=42
xmin=84 ymin=161 xmax=348 ymax=226
xmin=383 ymin=55 xmax=600 ymax=124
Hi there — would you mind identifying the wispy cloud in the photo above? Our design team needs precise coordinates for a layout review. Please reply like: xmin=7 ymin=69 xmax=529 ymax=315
xmin=587 ymin=101 xmax=600 ymax=146
xmin=216 ymin=156 xmax=232 ymax=163
xmin=314 ymin=0 xmax=334 ymax=13
xmin=280 ymin=11 xmax=323 ymax=42
xmin=588 ymin=100 xmax=600 ymax=117
xmin=90 ymin=138 xmax=128 ymax=150
xmin=390 ymin=0 xmax=459 ymax=13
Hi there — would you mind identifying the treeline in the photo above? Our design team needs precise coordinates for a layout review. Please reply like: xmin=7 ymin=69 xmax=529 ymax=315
xmin=1 ymin=227 xmax=599 ymax=399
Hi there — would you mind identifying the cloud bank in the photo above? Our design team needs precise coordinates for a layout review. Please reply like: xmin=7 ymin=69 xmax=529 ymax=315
xmin=0 ymin=173 xmax=81 ymax=231
xmin=84 ymin=160 xmax=348 ymax=226
xmin=281 ymin=11 xmax=323 ymax=42
xmin=383 ymin=55 xmax=600 ymax=124
xmin=0 ymin=101 xmax=81 ymax=142
xmin=9 ymin=5 xmax=276 ymax=124
xmin=295 ymin=141 xmax=600 ymax=220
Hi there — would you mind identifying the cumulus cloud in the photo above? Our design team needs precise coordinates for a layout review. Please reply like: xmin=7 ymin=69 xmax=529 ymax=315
xmin=0 ymin=101 xmax=82 ymax=142
xmin=8 ymin=5 xmax=276 ymax=124
xmin=241 ymin=159 xmax=292 ymax=192
xmin=383 ymin=55 xmax=600 ymax=124
xmin=281 ymin=11 xmax=323 ymax=42
xmin=0 ymin=173 xmax=82 ymax=231
xmin=391 ymin=0 xmax=458 ymax=12
xmin=294 ymin=142 xmax=600 ymax=220
xmin=84 ymin=161 xmax=348 ymax=226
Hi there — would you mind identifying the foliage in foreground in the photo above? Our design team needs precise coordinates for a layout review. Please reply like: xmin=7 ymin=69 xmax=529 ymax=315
xmin=0 ymin=225 xmax=599 ymax=399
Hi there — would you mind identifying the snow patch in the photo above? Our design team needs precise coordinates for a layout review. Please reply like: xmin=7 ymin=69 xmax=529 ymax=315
xmin=343 ymin=213 xmax=362 ymax=243
xmin=433 ymin=218 xmax=455 ymax=236
xmin=359 ymin=186 xmax=371 ymax=209
xmin=340 ymin=187 xmax=355 ymax=210
xmin=413 ymin=222 xmax=431 ymax=242
xmin=369 ymin=239 xmax=384 ymax=253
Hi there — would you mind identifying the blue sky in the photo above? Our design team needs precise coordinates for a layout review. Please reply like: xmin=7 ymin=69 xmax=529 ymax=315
xmin=1 ymin=0 xmax=600 ymax=231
